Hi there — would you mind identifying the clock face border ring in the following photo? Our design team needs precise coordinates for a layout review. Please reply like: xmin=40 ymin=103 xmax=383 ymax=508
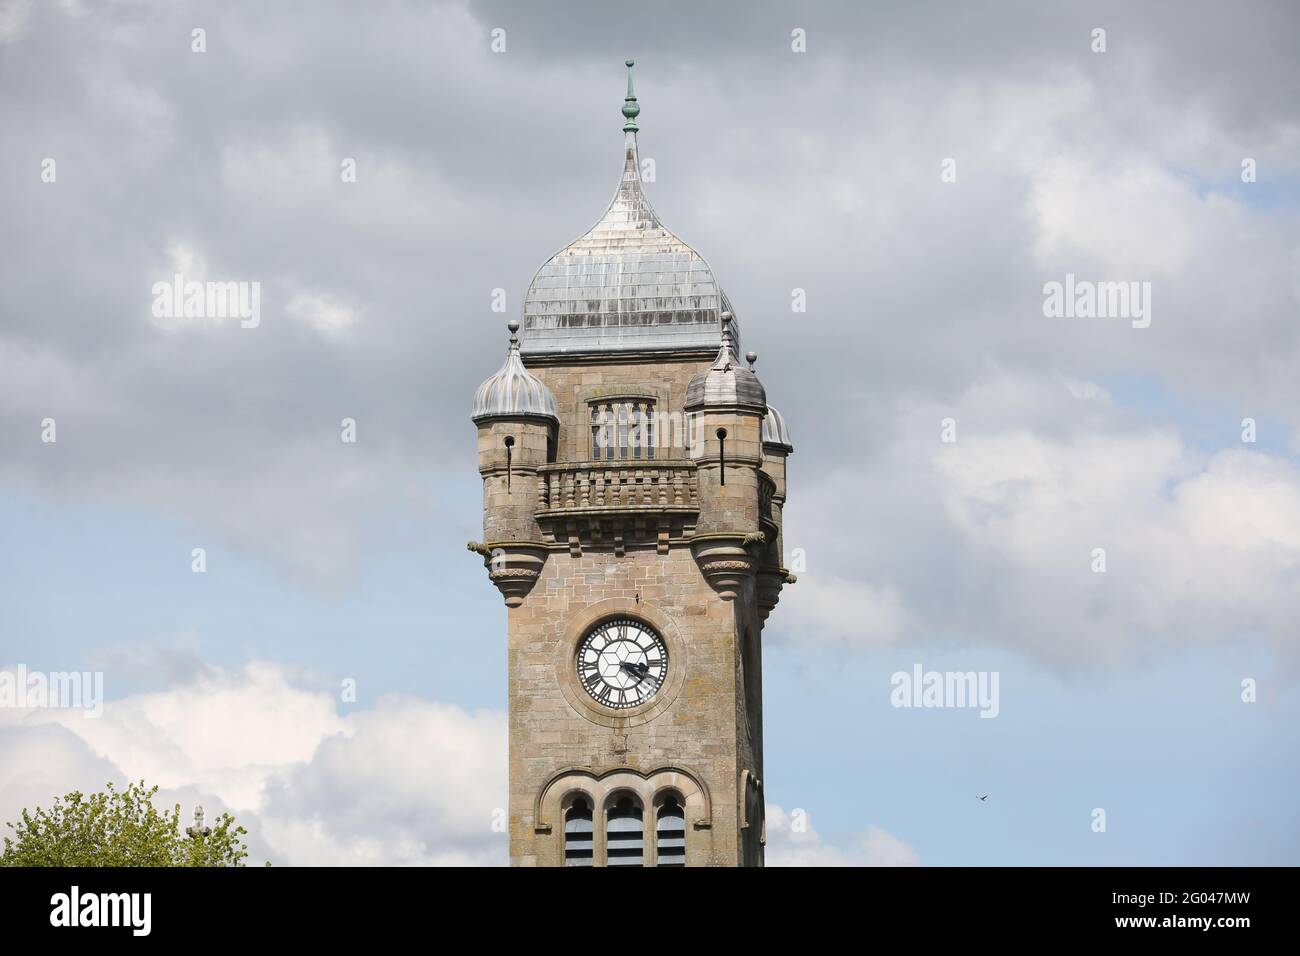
xmin=576 ymin=617 xmax=669 ymax=711
xmin=555 ymin=598 xmax=687 ymax=728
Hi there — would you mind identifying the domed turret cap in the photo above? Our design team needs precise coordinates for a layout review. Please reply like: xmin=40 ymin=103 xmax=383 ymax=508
xmin=762 ymin=404 xmax=793 ymax=452
xmin=471 ymin=320 xmax=558 ymax=424
xmin=684 ymin=315 xmax=766 ymax=413
xmin=520 ymin=61 xmax=740 ymax=358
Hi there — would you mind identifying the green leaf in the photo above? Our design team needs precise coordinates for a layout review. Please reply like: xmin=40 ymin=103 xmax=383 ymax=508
xmin=0 ymin=780 xmax=262 ymax=867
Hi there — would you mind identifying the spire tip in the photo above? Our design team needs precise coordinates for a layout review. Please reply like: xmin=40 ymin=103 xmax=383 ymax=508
xmin=622 ymin=59 xmax=640 ymax=132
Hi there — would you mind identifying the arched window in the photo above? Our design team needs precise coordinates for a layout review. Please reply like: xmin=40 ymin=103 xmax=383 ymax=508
xmin=564 ymin=797 xmax=593 ymax=866
xmin=605 ymin=795 xmax=644 ymax=867
xmin=655 ymin=795 xmax=687 ymax=866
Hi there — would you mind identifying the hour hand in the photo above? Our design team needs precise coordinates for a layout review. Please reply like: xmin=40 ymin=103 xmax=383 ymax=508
xmin=620 ymin=661 xmax=650 ymax=682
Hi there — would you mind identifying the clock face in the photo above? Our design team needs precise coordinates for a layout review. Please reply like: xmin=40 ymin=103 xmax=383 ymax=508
xmin=577 ymin=618 xmax=668 ymax=710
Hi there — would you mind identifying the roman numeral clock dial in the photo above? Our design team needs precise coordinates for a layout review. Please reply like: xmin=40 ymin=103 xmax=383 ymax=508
xmin=577 ymin=618 xmax=668 ymax=710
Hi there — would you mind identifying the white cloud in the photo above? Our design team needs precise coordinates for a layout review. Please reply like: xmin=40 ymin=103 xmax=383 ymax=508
xmin=0 ymin=661 xmax=507 ymax=865
xmin=285 ymin=290 xmax=361 ymax=336
xmin=780 ymin=371 xmax=1300 ymax=668
xmin=0 ymin=724 xmax=122 ymax=827
xmin=258 ymin=697 xmax=506 ymax=866
xmin=781 ymin=576 xmax=911 ymax=648
xmin=765 ymin=804 xmax=920 ymax=867
xmin=1029 ymin=154 xmax=1205 ymax=277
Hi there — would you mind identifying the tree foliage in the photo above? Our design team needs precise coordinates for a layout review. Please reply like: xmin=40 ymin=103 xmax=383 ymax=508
xmin=1 ymin=780 xmax=254 ymax=867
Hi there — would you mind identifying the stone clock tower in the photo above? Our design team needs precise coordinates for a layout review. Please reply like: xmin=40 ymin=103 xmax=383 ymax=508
xmin=469 ymin=62 xmax=794 ymax=867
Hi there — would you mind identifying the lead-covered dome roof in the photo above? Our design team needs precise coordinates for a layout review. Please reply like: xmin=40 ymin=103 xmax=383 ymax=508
xmin=762 ymin=404 xmax=793 ymax=451
xmin=520 ymin=62 xmax=739 ymax=358
xmin=471 ymin=320 xmax=558 ymax=424
xmin=685 ymin=317 xmax=766 ymax=413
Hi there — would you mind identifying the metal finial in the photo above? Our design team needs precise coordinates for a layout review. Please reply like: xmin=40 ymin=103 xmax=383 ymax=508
xmin=622 ymin=59 xmax=640 ymax=132
xmin=746 ymin=351 xmax=757 ymax=370
xmin=507 ymin=318 xmax=520 ymax=346
xmin=713 ymin=311 xmax=736 ymax=370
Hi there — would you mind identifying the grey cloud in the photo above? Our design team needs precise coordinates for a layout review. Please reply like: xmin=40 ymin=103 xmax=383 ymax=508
xmin=1 ymin=1 xmax=1297 ymax=642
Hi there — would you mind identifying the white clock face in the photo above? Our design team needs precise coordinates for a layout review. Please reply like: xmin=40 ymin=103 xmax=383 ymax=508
xmin=577 ymin=618 xmax=668 ymax=710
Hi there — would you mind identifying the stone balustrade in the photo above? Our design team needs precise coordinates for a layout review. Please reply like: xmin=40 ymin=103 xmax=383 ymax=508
xmin=536 ymin=460 xmax=699 ymax=515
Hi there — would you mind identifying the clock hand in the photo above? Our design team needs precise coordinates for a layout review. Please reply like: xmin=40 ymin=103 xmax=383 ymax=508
xmin=619 ymin=661 xmax=652 ymax=684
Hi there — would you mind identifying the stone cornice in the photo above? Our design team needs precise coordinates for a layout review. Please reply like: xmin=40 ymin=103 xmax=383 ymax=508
xmin=522 ymin=348 xmax=718 ymax=368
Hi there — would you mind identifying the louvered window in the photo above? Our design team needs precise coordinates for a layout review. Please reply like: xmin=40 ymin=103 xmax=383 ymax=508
xmin=606 ymin=796 xmax=644 ymax=867
xmin=656 ymin=796 xmax=687 ymax=866
xmin=564 ymin=798 xmax=594 ymax=866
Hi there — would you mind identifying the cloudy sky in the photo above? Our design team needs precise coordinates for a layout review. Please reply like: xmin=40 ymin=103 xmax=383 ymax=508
xmin=1 ymin=0 xmax=1298 ymax=865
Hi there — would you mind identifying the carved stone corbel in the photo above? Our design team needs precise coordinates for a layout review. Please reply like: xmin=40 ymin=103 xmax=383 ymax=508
xmin=469 ymin=540 xmax=549 ymax=607
xmin=756 ymin=567 xmax=789 ymax=621
xmin=690 ymin=532 xmax=761 ymax=601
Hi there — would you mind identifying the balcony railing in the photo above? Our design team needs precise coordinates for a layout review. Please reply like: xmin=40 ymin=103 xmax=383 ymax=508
xmin=537 ymin=460 xmax=699 ymax=515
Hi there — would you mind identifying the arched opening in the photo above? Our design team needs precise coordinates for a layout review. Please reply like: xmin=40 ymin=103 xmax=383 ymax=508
xmin=605 ymin=795 xmax=644 ymax=867
xmin=563 ymin=797 xmax=593 ymax=866
xmin=655 ymin=793 xmax=687 ymax=866
xmin=535 ymin=766 xmax=712 ymax=867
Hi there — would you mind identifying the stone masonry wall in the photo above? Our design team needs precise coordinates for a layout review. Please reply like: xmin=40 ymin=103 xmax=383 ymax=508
xmin=496 ymin=353 xmax=766 ymax=866
xmin=507 ymin=543 xmax=753 ymax=865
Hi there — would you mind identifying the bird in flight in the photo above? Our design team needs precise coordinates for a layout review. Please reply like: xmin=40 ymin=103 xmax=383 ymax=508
xmin=978 ymin=794 xmax=989 ymax=802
